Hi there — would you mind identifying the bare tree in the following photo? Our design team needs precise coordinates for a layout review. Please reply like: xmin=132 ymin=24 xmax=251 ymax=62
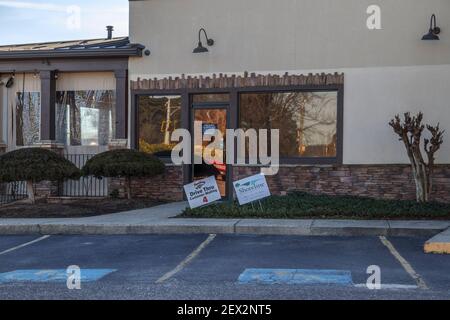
xmin=389 ymin=112 xmax=444 ymax=203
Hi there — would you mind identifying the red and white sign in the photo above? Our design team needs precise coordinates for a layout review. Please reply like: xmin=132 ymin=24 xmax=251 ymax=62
xmin=184 ymin=176 xmax=222 ymax=209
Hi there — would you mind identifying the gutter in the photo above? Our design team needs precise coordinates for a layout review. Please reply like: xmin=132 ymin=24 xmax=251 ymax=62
xmin=0 ymin=46 xmax=145 ymax=60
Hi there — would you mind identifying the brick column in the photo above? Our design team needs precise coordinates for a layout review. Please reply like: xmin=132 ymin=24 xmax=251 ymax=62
xmin=107 ymin=139 xmax=128 ymax=198
xmin=35 ymin=70 xmax=62 ymax=197
xmin=33 ymin=141 xmax=65 ymax=198
xmin=0 ymin=142 xmax=6 ymax=155
xmin=34 ymin=140 xmax=65 ymax=156
xmin=108 ymin=139 xmax=128 ymax=151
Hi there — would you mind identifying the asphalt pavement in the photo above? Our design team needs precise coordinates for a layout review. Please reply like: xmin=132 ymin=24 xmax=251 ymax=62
xmin=0 ymin=234 xmax=449 ymax=300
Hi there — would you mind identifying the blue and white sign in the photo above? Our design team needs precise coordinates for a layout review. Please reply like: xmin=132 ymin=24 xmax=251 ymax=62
xmin=202 ymin=123 xmax=218 ymax=135
xmin=233 ymin=174 xmax=271 ymax=206
xmin=184 ymin=176 xmax=222 ymax=209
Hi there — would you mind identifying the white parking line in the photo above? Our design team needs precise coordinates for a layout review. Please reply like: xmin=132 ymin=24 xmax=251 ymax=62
xmin=354 ymin=283 xmax=418 ymax=290
xmin=379 ymin=236 xmax=428 ymax=290
xmin=156 ymin=234 xmax=216 ymax=284
xmin=0 ymin=235 xmax=51 ymax=256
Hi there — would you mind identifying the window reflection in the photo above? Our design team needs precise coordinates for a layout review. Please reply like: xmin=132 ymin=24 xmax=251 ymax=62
xmin=138 ymin=95 xmax=182 ymax=157
xmin=56 ymin=90 xmax=115 ymax=146
xmin=16 ymin=92 xmax=41 ymax=146
xmin=239 ymin=91 xmax=338 ymax=158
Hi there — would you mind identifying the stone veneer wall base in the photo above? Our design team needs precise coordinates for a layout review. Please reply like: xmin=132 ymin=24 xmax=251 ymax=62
xmin=33 ymin=141 xmax=65 ymax=198
xmin=109 ymin=165 xmax=184 ymax=202
xmin=233 ymin=164 xmax=450 ymax=203
xmin=108 ymin=164 xmax=450 ymax=203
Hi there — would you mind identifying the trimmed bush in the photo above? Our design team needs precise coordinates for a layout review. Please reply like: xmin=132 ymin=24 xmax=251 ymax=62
xmin=0 ymin=148 xmax=81 ymax=203
xmin=82 ymin=149 xmax=165 ymax=199
xmin=181 ymin=192 xmax=450 ymax=220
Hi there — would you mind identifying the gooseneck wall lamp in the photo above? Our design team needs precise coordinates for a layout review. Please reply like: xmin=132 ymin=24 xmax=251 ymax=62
xmin=422 ymin=14 xmax=441 ymax=40
xmin=193 ymin=28 xmax=214 ymax=53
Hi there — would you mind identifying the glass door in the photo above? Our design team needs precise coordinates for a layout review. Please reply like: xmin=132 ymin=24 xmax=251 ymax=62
xmin=192 ymin=107 xmax=228 ymax=198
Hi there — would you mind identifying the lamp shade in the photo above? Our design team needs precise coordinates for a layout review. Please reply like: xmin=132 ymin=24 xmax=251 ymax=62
xmin=193 ymin=42 xmax=209 ymax=53
xmin=422 ymin=14 xmax=440 ymax=41
xmin=422 ymin=30 xmax=440 ymax=40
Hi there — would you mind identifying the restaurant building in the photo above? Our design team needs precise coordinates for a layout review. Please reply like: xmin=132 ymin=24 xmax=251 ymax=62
xmin=127 ymin=0 xmax=450 ymax=202
xmin=1 ymin=0 xmax=450 ymax=202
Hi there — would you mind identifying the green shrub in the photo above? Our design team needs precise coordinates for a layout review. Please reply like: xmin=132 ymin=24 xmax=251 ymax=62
xmin=181 ymin=191 xmax=450 ymax=220
xmin=109 ymin=189 xmax=120 ymax=199
xmin=0 ymin=148 xmax=81 ymax=203
xmin=82 ymin=149 xmax=165 ymax=199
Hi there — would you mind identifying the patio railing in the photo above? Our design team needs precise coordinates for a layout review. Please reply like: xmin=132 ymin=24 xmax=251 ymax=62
xmin=0 ymin=181 xmax=28 ymax=206
xmin=58 ymin=154 xmax=109 ymax=198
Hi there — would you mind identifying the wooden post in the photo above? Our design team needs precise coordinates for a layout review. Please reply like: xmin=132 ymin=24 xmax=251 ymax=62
xmin=114 ymin=69 xmax=128 ymax=140
xmin=39 ymin=70 xmax=56 ymax=141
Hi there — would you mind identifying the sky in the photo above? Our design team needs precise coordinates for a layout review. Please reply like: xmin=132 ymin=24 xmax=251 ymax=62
xmin=0 ymin=0 xmax=129 ymax=45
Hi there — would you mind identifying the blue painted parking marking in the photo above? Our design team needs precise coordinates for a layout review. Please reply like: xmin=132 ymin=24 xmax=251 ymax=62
xmin=238 ymin=269 xmax=353 ymax=285
xmin=0 ymin=269 xmax=117 ymax=283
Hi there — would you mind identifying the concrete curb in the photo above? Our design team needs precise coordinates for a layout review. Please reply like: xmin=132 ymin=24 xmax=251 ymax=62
xmin=0 ymin=219 xmax=449 ymax=237
xmin=424 ymin=228 xmax=450 ymax=254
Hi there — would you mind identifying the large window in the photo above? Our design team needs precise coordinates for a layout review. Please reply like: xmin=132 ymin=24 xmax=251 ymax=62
xmin=16 ymin=92 xmax=41 ymax=146
xmin=55 ymin=90 xmax=115 ymax=146
xmin=138 ymin=95 xmax=182 ymax=157
xmin=239 ymin=91 xmax=338 ymax=159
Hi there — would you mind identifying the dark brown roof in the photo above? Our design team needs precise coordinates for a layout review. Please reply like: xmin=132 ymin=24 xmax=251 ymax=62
xmin=0 ymin=37 xmax=145 ymax=60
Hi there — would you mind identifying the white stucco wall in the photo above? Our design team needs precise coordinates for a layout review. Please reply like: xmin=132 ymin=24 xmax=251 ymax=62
xmin=130 ymin=0 xmax=450 ymax=74
xmin=343 ymin=64 xmax=450 ymax=164
xmin=129 ymin=0 xmax=450 ymax=165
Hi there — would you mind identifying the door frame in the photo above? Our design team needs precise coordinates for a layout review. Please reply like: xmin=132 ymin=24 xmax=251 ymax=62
xmin=190 ymin=98 xmax=232 ymax=200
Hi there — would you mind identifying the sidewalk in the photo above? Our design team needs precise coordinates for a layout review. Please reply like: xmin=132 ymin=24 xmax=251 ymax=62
xmin=0 ymin=202 xmax=449 ymax=238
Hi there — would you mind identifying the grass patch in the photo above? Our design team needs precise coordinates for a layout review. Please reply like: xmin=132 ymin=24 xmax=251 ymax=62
xmin=180 ymin=192 xmax=450 ymax=220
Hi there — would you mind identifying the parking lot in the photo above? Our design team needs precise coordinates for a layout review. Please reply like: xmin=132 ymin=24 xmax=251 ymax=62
xmin=0 ymin=234 xmax=450 ymax=300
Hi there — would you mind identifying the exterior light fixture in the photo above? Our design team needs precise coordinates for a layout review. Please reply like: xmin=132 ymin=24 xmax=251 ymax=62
xmin=5 ymin=72 xmax=15 ymax=88
xmin=422 ymin=14 xmax=440 ymax=40
xmin=5 ymin=77 xmax=14 ymax=88
xmin=193 ymin=28 xmax=214 ymax=53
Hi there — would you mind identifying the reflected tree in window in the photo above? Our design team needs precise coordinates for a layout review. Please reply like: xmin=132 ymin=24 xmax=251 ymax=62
xmin=240 ymin=91 xmax=337 ymax=158
xmin=16 ymin=92 xmax=41 ymax=146
xmin=56 ymin=90 xmax=115 ymax=146
xmin=138 ymin=95 xmax=181 ymax=156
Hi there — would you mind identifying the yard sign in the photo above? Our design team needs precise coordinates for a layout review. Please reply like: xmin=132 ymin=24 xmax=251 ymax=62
xmin=184 ymin=176 xmax=222 ymax=209
xmin=233 ymin=174 xmax=271 ymax=206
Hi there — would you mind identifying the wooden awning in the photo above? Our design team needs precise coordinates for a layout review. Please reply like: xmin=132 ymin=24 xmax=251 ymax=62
xmin=131 ymin=71 xmax=344 ymax=90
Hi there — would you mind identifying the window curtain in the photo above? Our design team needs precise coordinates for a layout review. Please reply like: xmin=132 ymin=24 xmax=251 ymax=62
xmin=7 ymin=74 xmax=41 ymax=147
xmin=55 ymin=72 xmax=116 ymax=147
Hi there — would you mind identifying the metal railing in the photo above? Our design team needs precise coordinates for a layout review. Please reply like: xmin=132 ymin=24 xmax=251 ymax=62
xmin=59 ymin=154 xmax=108 ymax=198
xmin=0 ymin=181 xmax=28 ymax=206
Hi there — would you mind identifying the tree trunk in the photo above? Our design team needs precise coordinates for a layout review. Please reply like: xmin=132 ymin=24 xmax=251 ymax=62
xmin=126 ymin=177 xmax=132 ymax=200
xmin=389 ymin=113 xmax=443 ymax=204
xmin=411 ymin=161 xmax=429 ymax=203
xmin=26 ymin=180 xmax=35 ymax=204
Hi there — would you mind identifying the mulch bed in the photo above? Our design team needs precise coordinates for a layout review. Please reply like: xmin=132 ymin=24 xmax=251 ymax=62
xmin=0 ymin=198 xmax=165 ymax=219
